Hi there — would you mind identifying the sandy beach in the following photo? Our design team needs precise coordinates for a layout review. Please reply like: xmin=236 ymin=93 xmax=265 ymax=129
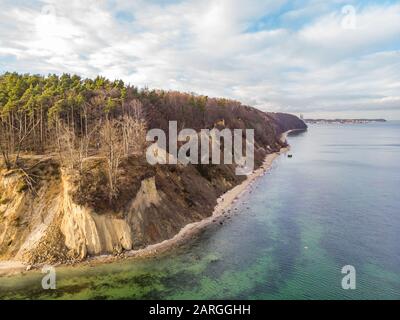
xmin=0 ymin=133 xmax=290 ymax=275
xmin=121 ymin=144 xmax=289 ymax=260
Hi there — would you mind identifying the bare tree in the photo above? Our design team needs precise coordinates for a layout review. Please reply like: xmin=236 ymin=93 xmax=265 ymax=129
xmin=0 ymin=118 xmax=12 ymax=169
xmin=100 ymin=118 xmax=123 ymax=202
xmin=120 ymin=114 xmax=147 ymax=157
xmin=118 ymin=99 xmax=147 ymax=157
xmin=0 ymin=115 xmax=40 ymax=170
xmin=56 ymin=119 xmax=98 ymax=179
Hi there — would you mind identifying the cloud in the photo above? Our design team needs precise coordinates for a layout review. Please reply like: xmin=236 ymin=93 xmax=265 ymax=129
xmin=0 ymin=0 xmax=399 ymax=118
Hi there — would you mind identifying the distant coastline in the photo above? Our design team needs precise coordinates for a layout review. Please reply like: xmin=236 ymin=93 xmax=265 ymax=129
xmin=304 ymin=118 xmax=387 ymax=124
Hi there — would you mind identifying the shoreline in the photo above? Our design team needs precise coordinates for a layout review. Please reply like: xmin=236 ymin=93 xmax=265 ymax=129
xmin=122 ymin=144 xmax=289 ymax=260
xmin=0 ymin=133 xmax=291 ymax=276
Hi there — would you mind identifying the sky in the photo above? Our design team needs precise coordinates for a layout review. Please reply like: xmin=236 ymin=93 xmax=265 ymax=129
xmin=0 ymin=0 xmax=399 ymax=119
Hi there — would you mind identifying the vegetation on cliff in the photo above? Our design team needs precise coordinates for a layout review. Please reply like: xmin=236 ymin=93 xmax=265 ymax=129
xmin=0 ymin=72 xmax=306 ymax=264
xmin=0 ymin=72 xmax=306 ymax=202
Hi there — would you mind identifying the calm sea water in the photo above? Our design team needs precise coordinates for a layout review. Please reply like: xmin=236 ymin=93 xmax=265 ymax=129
xmin=1 ymin=122 xmax=399 ymax=300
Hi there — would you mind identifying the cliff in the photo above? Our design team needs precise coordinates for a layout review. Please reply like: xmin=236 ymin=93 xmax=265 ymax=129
xmin=269 ymin=112 xmax=308 ymax=135
xmin=0 ymin=107 xmax=306 ymax=266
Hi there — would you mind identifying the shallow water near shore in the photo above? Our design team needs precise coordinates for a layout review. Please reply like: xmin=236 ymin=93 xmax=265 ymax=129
xmin=1 ymin=122 xmax=400 ymax=299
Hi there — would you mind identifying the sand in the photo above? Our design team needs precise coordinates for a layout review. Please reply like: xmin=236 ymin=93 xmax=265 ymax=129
xmin=0 ymin=260 xmax=27 ymax=276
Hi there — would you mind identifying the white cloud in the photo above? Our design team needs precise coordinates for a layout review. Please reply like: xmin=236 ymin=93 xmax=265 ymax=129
xmin=0 ymin=0 xmax=399 ymax=118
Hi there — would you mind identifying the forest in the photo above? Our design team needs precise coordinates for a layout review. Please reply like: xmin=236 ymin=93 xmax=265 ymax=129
xmin=0 ymin=72 xmax=306 ymax=263
xmin=0 ymin=72 xmax=147 ymax=169
xmin=0 ymin=72 xmax=287 ymax=162
xmin=0 ymin=72 xmax=304 ymax=201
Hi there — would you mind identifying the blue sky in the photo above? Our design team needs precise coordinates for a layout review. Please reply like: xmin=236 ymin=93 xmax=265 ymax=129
xmin=0 ymin=0 xmax=399 ymax=119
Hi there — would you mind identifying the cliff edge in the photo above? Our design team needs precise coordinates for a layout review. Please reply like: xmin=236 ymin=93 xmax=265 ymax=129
xmin=0 ymin=82 xmax=306 ymax=266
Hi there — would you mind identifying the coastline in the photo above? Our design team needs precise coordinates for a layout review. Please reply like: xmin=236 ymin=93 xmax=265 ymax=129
xmin=123 ymin=143 xmax=289 ymax=260
xmin=0 ymin=132 xmax=290 ymax=276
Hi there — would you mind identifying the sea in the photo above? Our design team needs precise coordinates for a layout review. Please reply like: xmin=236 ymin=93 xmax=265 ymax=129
xmin=0 ymin=121 xmax=399 ymax=300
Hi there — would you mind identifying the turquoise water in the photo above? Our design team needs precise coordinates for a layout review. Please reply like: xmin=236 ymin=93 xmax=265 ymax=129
xmin=1 ymin=122 xmax=399 ymax=299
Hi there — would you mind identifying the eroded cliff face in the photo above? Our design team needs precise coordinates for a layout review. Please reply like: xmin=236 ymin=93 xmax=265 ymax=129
xmin=60 ymin=171 xmax=133 ymax=259
xmin=0 ymin=156 xmax=242 ymax=264
xmin=0 ymin=113 xmax=306 ymax=265
xmin=0 ymin=161 xmax=65 ymax=263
